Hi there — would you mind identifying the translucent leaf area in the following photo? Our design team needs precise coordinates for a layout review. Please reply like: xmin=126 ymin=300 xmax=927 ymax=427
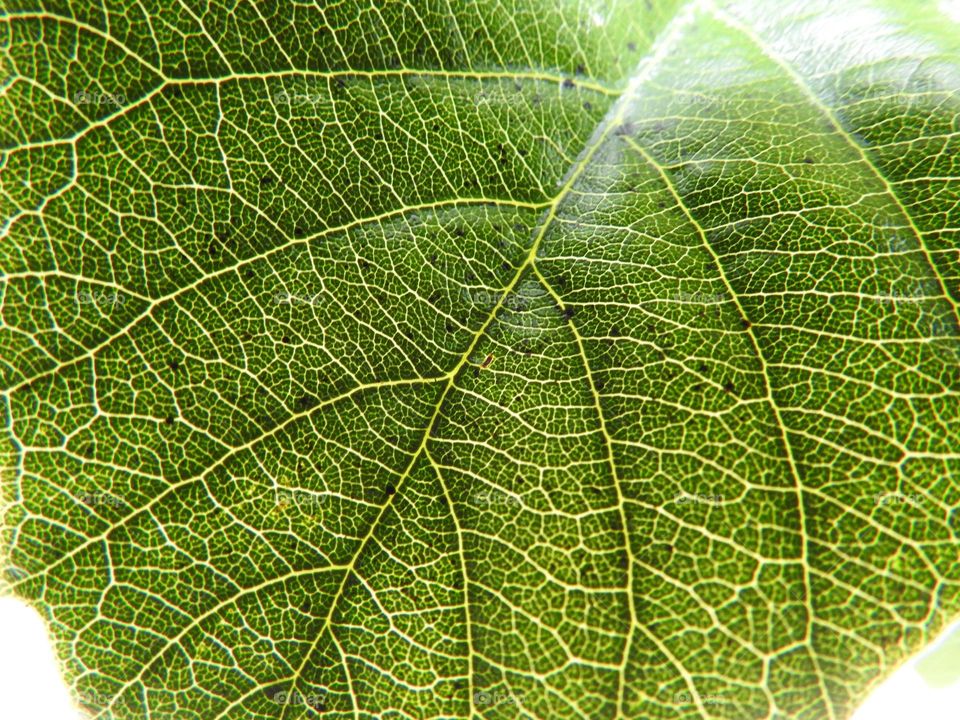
xmin=1 ymin=1 xmax=959 ymax=718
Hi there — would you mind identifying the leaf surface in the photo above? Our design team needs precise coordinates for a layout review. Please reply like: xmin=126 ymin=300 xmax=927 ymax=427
xmin=1 ymin=1 xmax=959 ymax=718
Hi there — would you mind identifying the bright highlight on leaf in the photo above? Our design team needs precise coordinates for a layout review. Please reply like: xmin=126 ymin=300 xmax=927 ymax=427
xmin=1 ymin=0 xmax=958 ymax=718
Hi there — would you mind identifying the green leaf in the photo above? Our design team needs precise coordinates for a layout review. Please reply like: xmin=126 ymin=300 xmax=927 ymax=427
xmin=1 ymin=0 xmax=958 ymax=718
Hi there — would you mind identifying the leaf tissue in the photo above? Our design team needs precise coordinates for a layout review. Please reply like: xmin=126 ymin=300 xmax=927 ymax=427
xmin=1 ymin=0 xmax=958 ymax=718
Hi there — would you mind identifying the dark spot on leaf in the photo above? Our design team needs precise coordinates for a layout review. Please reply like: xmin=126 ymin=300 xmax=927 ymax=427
xmin=259 ymin=174 xmax=275 ymax=186
xmin=575 ymin=63 xmax=586 ymax=75
xmin=165 ymin=416 xmax=175 ymax=425
xmin=583 ymin=101 xmax=592 ymax=111
xmin=610 ymin=326 xmax=620 ymax=337
xmin=723 ymin=381 xmax=735 ymax=393
xmin=297 ymin=395 xmax=318 ymax=410
xmin=741 ymin=318 xmax=752 ymax=329
xmin=627 ymin=41 xmax=637 ymax=52
xmin=385 ymin=483 xmax=396 ymax=496
xmin=168 ymin=361 xmax=180 ymax=372
xmin=563 ymin=306 xmax=576 ymax=320
xmin=282 ymin=335 xmax=291 ymax=344
xmin=804 ymin=156 xmax=814 ymax=164
xmin=562 ymin=78 xmax=576 ymax=89
xmin=264 ymin=685 xmax=288 ymax=701
xmin=455 ymin=228 xmax=464 ymax=237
